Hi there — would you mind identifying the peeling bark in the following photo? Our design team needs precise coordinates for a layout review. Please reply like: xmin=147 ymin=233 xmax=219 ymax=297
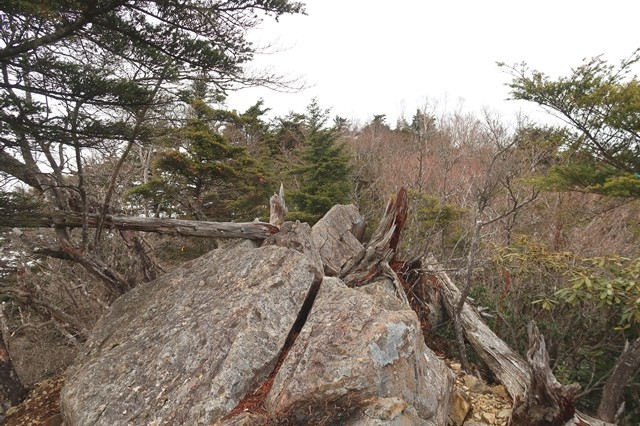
xmin=342 ymin=188 xmax=408 ymax=286
xmin=269 ymin=183 xmax=288 ymax=227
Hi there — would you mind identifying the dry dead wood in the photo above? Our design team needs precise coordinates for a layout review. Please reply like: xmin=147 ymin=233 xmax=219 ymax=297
xmin=342 ymin=187 xmax=408 ymax=286
xmin=423 ymin=256 xmax=615 ymax=426
xmin=1 ymin=211 xmax=279 ymax=240
xmin=423 ymin=255 xmax=530 ymax=399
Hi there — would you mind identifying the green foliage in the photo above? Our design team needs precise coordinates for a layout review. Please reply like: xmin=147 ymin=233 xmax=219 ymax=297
xmin=0 ymin=190 xmax=43 ymax=216
xmin=288 ymin=100 xmax=353 ymax=224
xmin=557 ymin=257 xmax=640 ymax=329
xmin=413 ymin=192 xmax=466 ymax=232
xmin=0 ymin=0 xmax=304 ymax=191
xmin=270 ymin=112 xmax=307 ymax=155
xmin=127 ymin=98 xmax=270 ymax=220
xmin=494 ymin=235 xmax=640 ymax=331
xmin=491 ymin=236 xmax=639 ymax=414
xmin=501 ymin=50 xmax=640 ymax=197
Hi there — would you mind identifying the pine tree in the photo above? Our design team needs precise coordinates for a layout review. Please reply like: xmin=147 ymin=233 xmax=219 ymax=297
xmin=0 ymin=0 xmax=304 ymax=291
xmin=288 ymin=100 xmax=352 ymax=224
xmin=500 ymin=50 xmax=640 ymax=197
xmin=128 ymin=97 xmax=270 ymax=221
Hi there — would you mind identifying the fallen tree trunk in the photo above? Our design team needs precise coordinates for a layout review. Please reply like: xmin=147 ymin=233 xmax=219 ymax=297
xmin=423 ymin=256 xmax=615 ymax=426
xmin=1 ymin=211 xmax=279 ymax=240
xmin=423 ymin=254 xmax=530 ymax=400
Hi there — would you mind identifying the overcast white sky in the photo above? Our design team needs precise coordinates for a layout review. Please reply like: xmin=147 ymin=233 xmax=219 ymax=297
xmin=227 ymin=0 xmax=640 ymax=127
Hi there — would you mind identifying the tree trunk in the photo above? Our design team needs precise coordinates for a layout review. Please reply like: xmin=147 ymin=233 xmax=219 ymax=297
xmin=0 ymin=289 xmax=89 ymax=338
xmin=58 ymin=239 xmax=131 ymax=296
xmin=424 ymin=255 xmax=530 ymax=399
xmin=1 ymin=211 xmax=279 ymax=240
xmin=269 ymin=183 xmax=288 ymax=227
xmin=511 ymin=321 xmax=580 ymax=425
xmin=597 ymin=337 xmax=640 ymax=422
xmin=424 ymin=256 xmax=614 ymax=426
xmin=119 ymin=230 xmax=164 ymax=282
xmin=0 ymin=334 xmax=27 ymax=415
xmin=342 ymin=187 xmax=408 ymax=286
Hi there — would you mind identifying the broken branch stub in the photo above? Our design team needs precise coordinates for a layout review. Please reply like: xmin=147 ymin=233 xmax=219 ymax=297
xmin=342 ymin=188 xmax=409 ymax=287
xmin=269 ymin=183 xmax=288 ymax=227
xmin=511 ymin=321 xmax=580 ymax=425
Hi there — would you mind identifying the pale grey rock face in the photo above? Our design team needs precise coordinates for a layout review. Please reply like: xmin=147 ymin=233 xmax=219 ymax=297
xmin=263 ymin=221 xmax=324 ymax=274
xmin=61 ymin=245 xmax=320 ymax=426
xmin=265 ymin=277 xmax=453 ymax=425
xmin=61 ymin=205 xmax=454 ymax=426
xmin=310 ymin=204 xmax=366 ymax=276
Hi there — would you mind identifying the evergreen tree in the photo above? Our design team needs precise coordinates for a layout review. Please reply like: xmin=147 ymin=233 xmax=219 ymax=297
xmin=288 ymin=100 xmax=352 ymax=224
xmin=0 ymin=0 xmax=304 ymax=291
xmin=128 ymin=96 xmax=270 ymax=221
xmin=500 ymin=50 xmax=640 ymax=197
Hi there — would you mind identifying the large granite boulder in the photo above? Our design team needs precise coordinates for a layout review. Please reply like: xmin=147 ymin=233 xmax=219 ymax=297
xmin=264 ymin=277 xmax=453 ymax=425
xmin=61 ymin=244 xmax=321 ymax=425
xmin=62 ymin=204 xmax=454 ymax=425
xmin=310 ymin=204 xmax=366 ymax=276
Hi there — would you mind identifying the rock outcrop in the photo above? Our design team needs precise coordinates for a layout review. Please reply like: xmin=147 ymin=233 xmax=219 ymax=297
xmin=61 ymin=245 xmax=320 ymax=425
xmin=310 ymin=204 xmax=365 ymax=276
xmin=264 ymin=277 xmax=452 ymax=425
xmin=61 ymin=204 xmax=454 ymax=425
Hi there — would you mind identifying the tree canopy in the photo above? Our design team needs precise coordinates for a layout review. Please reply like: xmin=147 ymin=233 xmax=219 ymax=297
xmin=0 ymin=0 xmax=304 ymax=292
xmin=500 ymin=50 xmax=640 ymax=197
xmin=288 ymin=100 xmax=352 ymax=224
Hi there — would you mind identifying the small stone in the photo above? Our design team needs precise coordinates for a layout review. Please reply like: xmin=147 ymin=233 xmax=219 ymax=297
xmin=448 ymin=389 xmax=471 ymax=425
xmin=491 ymin=384 xmax=509 ymax=400
xmin=497 ymin=409 xmax=512 ymax=419
xmin=463 ymin=374 xmax=489 ymax=393
xmin=482 ymin=412 xmax=496 ymax=424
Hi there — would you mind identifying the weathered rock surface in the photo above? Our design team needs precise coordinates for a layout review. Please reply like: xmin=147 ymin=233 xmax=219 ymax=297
xmin=62 ymin=200 xmax=456 ymax=426
xmin=263 ymin=220 xmax=323 ymax=274
xmin=310 ymin=204 xmax=366 ymax=276
xmin=61 ymin=244 xmax=320 ymax=425
xmin=264 ymin=277 xmax=453 ymax=425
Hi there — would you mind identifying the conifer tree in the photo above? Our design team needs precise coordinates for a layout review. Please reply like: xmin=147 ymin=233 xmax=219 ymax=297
xmin=288 ymin=100 xmax=352 ymax=224
xmin=0 ymin=0 xmax=304 ymax=292
xmin=127 ymin=91 xmax=270 ymax=221
xmin=501 ymin=50 xmax=640 ymax=197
